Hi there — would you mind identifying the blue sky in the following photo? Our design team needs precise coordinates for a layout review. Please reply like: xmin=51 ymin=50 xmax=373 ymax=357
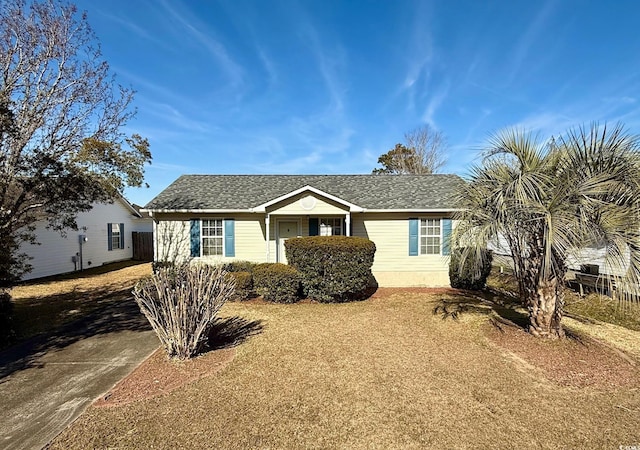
xmin=74 ymin=0 xmax=640 ymax=206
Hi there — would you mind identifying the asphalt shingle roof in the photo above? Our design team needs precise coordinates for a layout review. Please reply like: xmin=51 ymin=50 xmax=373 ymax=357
xmin=144 ymin=174 xmax=464 ymax=211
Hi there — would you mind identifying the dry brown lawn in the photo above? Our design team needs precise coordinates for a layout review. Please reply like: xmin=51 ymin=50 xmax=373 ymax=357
xmin=50 ymin=289 xmax=640 ymax=449
xmin=8 ymin=261 xmax=151 ymax=342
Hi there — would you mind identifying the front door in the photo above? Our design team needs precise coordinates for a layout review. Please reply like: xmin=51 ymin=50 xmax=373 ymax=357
xmin=278 ymin=221 xmax=298 ymax=263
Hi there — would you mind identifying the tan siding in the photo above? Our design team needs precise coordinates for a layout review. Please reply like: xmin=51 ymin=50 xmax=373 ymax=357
xmin=353 ymin=213 xmax=453 ymax=287
xmin=267 ymin=193 xmax=348 ymax=215
xmin=154 ymin=213 xmax=267 ymax=264
xmin=154 ymin=211 xmax=455 ymax=287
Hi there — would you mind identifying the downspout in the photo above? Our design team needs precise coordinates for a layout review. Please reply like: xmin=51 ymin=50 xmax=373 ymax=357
xmin=78 ymin=234 xmax=85 ymax=270
xmin=265 ymin=214 xmax=270 ymax=263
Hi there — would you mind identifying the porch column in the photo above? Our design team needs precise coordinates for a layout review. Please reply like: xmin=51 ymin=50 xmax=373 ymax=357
xmin=345 ymin=212 xmax=351 ymax=237
xmin=265 ymin=214 xmax=270 ymax=262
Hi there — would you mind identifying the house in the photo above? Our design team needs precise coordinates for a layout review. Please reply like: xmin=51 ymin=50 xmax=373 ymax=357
xmin=20 ymin=195 xmax=153 ymax=280
xmin=143 ymin=175 xmax=464 ymax=287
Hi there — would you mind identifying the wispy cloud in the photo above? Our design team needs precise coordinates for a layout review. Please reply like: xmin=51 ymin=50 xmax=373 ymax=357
xmin=113 ymin=67 xmax=196 ymax=108
xmin=94 ymin=9 xmax=173 ymax=50
xmin=295 ymin=16 xmax=347 ymax=114
xmin=253 ymin=151 xmax=323 ymax=174
xmin=140 ymin=100 xmax=212 ymax=133
xmin=256 ymin=46 xmax=278 ymax=87
xmin=506 ymin=0 xmax=556 ymax=85
xmin=395 ymin=1 xmax=435 ymax=112
xmin=158 ymin=0 xmax=245 ymax=89
xmin=148 ymin=161 xmax=197 ymax=173
xmin=511 ymin=111 xmax=576 ymax=137
xmin=422 ymin=80 xmax=450 ymax=129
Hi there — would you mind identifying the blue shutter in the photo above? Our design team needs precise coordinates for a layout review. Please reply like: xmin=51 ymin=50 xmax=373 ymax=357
xmin=409 ymin=218 xmax=419 ymax=256
xmin=224 ymin=219 xmax=235 ymax=257
xmin=309 ymin=218 xmax=319 ymax=236
xmin=107 ymin=223 xmax=113 ymax=251
xmin=190 ymin=219 xmax=200 ymax=257
xmin=120 ymin=223 xmax=125 ymax=249
xmin=442 ymin=218 xmax=452 ymax=256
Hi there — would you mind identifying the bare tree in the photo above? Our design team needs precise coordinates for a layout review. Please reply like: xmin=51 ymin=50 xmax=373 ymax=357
xmin=0 ymin=1 xmax=151 ymax=286
xmin=403 ymin=125 xmax=447 ymax=174
xmin=373 ymin=124 xmax=447 ymax=174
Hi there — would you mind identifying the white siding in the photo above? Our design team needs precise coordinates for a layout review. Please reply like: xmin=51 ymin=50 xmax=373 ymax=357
xmin=20 ymin=199 xmax=150 ymax=280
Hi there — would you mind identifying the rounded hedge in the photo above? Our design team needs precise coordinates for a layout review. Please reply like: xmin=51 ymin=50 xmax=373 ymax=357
xmin=253 ymin=263 xmax=301 ymax=303
xmin=449 ymin=247 xmax=493 ymax=290
xmin=228 ymin=271 xmax=254 ymax=300
xmin=285 ymin=236 xmax=376 ymax=302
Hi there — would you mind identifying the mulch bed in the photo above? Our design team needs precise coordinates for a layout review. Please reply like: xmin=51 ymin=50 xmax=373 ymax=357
xmin=94 ymin=347 xmax=235 ymax=408
xmin=487 ymin=323 xmax=640 ymax=389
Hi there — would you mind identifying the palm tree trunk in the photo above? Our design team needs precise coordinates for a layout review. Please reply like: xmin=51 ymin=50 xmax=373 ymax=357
xmin=527 ymin=277 xmax=565 ymax=338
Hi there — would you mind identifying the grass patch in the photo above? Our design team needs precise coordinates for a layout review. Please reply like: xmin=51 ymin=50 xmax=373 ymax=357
xmin=6 ymin=261 xmax=151 ymax=345
xmin=487 ymin=268 xmax=640 ymax=331
xmin=50 ymin=289 xmax=640 ymax=449
xmin=565 ymin=293 xmax=640 ymax=332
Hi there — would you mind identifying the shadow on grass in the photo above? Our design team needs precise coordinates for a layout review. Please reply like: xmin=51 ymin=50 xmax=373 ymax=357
xmin=15 ymin=260 xmax=149 ymax=285
xmin=434 ymin=289 xmax=591 ymax=346
xmin=207 ymin=316 xmax=264 ymax=351
xmin=0 ymin=289 xmax=151 ymax=381
xmin=433 ymin=288 xmax=530 ymax=329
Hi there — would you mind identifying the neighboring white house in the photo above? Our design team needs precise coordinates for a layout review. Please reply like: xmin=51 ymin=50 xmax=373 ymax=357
xmin=20 ymin=196 xmax=153 ymax=280
xmin=144 ymin=174 xmax=465 ymax=287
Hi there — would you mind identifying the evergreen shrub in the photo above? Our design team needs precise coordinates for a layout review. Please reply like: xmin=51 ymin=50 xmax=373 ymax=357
xmin=449 ymin=247 xmax=493 ymax=290
xmin=285 ymin=236 xmax=376 ymax=302
xmin=229 ymin=271 xmax=254 ymax=300
xmin=253 ymin=263 xmax=301 ymax=303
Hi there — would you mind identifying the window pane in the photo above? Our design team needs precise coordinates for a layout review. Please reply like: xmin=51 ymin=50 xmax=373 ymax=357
xmin=419 ymin=219 xmax=441 ymax=255
xmin=110 ymin=223 xmax=121 ymax=249
xmin=319 ymin=218 xmax=343 ymax=236
xmin=201 ymin=219 xmax=223 ymax=256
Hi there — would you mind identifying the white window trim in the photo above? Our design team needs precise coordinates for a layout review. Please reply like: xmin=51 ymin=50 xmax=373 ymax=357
xmin=201 ymin=218 xmax=225 ymax=257
xmin=110 ymin=223 xmax=122 ymax=250
xmin=318 ymin=216 xmax=344 ymax=236
xmin=419 ymin=218 xmax=442 ymax=255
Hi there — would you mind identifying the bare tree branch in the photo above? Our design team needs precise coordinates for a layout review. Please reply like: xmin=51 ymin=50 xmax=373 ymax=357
xmin=373 ymin=124 xmax=448 ymax=174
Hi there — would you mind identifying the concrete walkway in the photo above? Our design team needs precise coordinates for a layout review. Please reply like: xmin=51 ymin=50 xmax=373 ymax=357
xmin=0 ymin=299 xmax=159 ymax=450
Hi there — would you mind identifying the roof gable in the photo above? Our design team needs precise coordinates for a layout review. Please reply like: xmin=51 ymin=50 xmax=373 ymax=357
xmin=254 ymin=185 xmax=364 ymax=212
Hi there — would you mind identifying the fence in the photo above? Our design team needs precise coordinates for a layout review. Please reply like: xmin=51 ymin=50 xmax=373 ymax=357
xmin=132 ymin=231 xmax=154 ymax=261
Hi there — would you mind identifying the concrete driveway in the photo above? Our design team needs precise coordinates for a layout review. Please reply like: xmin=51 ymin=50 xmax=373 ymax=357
xmin=0 ymin=299 xmax=159 ymax=450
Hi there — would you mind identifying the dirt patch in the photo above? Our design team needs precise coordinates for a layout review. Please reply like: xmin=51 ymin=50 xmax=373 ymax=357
xmin=487 ymin=322 xmax=640 ymax=389
xmin=95 ymin=346 xmax=235 ymax=408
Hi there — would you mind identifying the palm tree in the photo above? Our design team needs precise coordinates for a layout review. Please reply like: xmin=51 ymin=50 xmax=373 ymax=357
xmin=454 ymin=123 xmax=640 ymax=338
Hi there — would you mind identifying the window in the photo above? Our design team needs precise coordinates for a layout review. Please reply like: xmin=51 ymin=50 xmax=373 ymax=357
xmin=111 ymin=224 xmax=121 ymax=250
xmin=202 ymin=219 xmax=223 ymax=256
xmin=319 ymin=217 xmax=343 ymax=236
xmin=420 ymin=218 xmax=441 ymax=255
xmin=108 ymin=223 xmax=124 ymax=251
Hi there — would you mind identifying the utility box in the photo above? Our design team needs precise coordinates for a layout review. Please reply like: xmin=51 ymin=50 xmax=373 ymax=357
xmin=580 ymin=264 xmax=599 ymax=275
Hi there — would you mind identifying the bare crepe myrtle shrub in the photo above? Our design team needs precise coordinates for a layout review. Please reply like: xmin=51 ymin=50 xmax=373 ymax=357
xmin=133 ymin=264 xmax=236 ymax=359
